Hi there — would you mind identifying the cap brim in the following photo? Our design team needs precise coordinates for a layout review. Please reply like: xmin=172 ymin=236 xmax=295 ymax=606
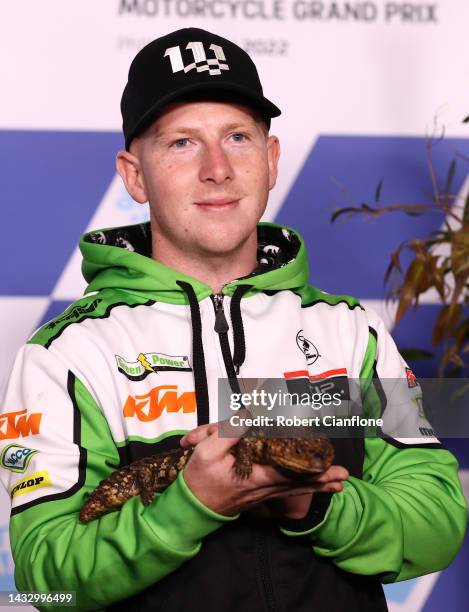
xmin=125 ymin=81 xmax=281 ymax=150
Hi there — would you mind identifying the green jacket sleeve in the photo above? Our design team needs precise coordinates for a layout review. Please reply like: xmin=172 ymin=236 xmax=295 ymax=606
xmin=282 ymin=439 xmax=467 ymax=582
xmin=281 ymin=309 xmax=468 ymax=582
xmin=0 ymin=345 xmax=237 ymax=611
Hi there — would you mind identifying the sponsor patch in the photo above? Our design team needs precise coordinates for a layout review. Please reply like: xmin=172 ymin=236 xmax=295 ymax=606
xmin=406 ymin=367 xmax=418 ymax=388
xmin=0 ymin=409 xmax=42 ymax=441
xmin=46 ymin=298 xmax=102 ymax=329
xmin=284 ymin=369 xmax=350 ymax=401
xmin=9 ymin=470 xmax=51 ymax=498
xmin=296 ymin=330 xmax=320 ymax=365
xmin=116 ymin=352 xmax=192 ymax=381
xmin=123 ymin=385 xmax=196 ymax=422
xmin=0 ymin=444 xmax=38 ymax=473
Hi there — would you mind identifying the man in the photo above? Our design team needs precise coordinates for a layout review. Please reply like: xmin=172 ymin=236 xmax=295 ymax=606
xmin=0 ymin=28 xmax=466 ymax=611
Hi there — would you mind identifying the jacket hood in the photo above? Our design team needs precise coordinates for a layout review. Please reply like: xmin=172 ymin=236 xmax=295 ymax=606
xmin=80 ymin=221 xmax=309 ymax=302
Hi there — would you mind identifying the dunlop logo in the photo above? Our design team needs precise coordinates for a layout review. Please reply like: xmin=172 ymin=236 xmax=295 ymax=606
xmin=9 ymin=470 xmax=51 ymax=498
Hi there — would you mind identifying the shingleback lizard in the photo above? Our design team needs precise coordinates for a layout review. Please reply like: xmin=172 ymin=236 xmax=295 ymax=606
xmin=79 ymin=436 xmax=334 ymax=522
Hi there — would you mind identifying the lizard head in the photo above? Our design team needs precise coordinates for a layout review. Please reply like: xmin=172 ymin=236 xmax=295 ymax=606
xmin=267 ymin=437 xmax=334 ymax=474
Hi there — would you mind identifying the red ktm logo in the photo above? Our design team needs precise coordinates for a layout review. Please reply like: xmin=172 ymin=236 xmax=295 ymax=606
xmin=0 ymin=409 xmax=42 ymax=441
xmin=123 ymin=385 xmax=196 ymax=422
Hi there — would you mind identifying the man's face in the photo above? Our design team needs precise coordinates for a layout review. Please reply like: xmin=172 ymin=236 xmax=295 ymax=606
xmin=118 ymin=100 xmax=280 ymax=260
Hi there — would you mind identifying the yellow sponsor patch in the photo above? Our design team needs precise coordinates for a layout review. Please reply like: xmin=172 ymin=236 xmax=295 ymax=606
xmin=9 ymin=470 xmax=51 ymax=498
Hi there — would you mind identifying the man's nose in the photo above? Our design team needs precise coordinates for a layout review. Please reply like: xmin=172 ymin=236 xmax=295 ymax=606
xmin=199 ymin=142 xmax=234 ymax=184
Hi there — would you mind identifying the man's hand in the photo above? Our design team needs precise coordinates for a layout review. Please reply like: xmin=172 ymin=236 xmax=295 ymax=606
xmin=260 ymin=464 xmax=348 ymax=520
xmin=180 ymin=424 xmax=349 ymax=517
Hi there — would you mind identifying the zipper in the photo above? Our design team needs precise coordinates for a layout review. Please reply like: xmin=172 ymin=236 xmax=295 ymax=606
xmin=213 ymin=293 xmax=229 ymax=334
xmin=256 ymin=533 xmax=276 ymax=611
xmin=213 ymin=292 xmax=276 ymax=611
xmin=211 ymin=293 xmax=240 ymax=382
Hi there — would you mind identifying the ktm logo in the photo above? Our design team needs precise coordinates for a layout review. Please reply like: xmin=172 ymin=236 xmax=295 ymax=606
xmin=0 ymin=410 xmax=42 ymax=441
xmin=123 ymin=385 xmax=196 ymax=422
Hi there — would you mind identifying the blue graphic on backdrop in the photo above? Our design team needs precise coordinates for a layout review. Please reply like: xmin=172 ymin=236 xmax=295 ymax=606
xmin=0 ymin=131 xmax=123 ymax=295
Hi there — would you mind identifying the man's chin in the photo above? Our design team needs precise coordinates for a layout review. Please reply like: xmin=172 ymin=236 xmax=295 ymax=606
xmin=196 ymin=224 xmax=254 ymax=251
xmin=195 ymin=241 xmax=245 ymax=257
xmin=193 ymin=232 xmax=254 ymax=259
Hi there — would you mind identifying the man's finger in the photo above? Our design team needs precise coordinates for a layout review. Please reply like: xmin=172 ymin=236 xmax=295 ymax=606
xmin=181 ymin=425 xmax=242 ymax=458
xmin=181 ymin=409 xmax=252 ymax=448
xmin=307 ymin=466 xmax=349 ymax=483
xmin=319 ymin=466 xmax=349 ymax=482
xmin=180 ymin=423 xmax=219 ymax=447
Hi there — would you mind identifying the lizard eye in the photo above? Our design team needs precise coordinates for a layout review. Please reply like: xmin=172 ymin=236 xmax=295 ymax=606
xmin=295 ymin=448 xmax=301 ymax=454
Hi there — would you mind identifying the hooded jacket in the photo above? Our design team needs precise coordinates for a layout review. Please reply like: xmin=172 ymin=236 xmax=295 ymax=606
xmin=0 ymin=221 xmax=466 ymax=611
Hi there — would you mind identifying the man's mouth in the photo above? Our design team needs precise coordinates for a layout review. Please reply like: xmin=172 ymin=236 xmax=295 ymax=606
xmin=194 ymin=198 xmax=240 ymax=209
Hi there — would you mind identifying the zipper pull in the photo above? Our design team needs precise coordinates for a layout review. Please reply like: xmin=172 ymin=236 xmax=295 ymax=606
xmin=213 ymin=294 xmax=229 ymax=334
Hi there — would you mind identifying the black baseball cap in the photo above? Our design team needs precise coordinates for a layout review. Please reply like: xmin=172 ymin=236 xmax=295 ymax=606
xmin=121 ymin=28 xmax=281 ymax=150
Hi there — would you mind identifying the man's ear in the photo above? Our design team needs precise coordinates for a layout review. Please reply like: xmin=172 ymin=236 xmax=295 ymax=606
xmin=116 ymin=150 xmax=148 ymax=204
xmin=267 ymin=135 xmax=280 ymax=191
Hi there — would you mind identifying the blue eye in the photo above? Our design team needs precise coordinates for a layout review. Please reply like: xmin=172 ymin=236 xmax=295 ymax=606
xmin=231 ymin=133 xmax=247 ymax=142
xmin=173 ymin=138 xmax=189 ymax=148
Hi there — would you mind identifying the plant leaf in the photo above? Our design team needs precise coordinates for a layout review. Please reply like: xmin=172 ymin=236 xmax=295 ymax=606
xmin=432 ymin=304 xmax=463 ymax=346
xmin=395 ymin=258 xmax=423 ymax=323
xmin=375 ymin=179 xmax=383 ymax=204
xmin=384 ymin=248 xmax=404 ymax=285
xmin=451 ymin=228 xmax=469 ymax=278
xmin=464 ymin=189 xmax=469 ymax=225
xmin=330 ymin=207 xmax=359 ymax=223
xmin=443 ymin=159 xmax=456 ymax=201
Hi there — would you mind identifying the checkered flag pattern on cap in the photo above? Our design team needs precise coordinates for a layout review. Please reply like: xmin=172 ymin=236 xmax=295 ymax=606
xmin=165 ymin=41 xmax=229 ymax=76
